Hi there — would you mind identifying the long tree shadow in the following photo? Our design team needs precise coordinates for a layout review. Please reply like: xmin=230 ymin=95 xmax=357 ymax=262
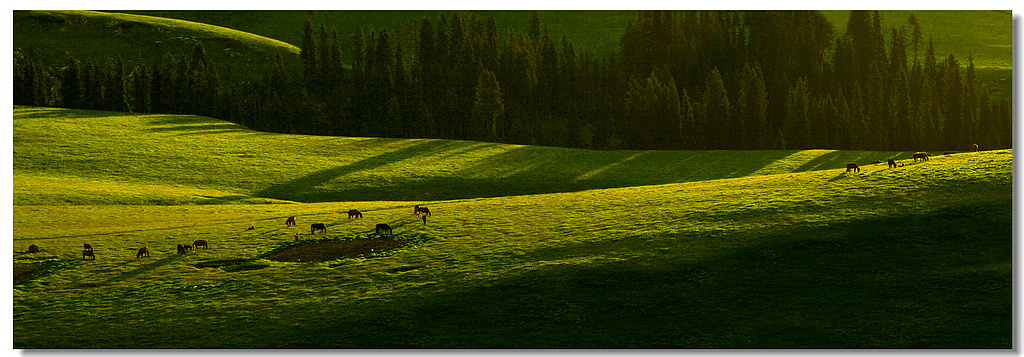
xmin=255 ymin=139 xmax=455 ymax=203
xmin=98 ymin=253 xmax=184 ymax=286
xmin=278 ymin=200 xmax=1011 ymax=348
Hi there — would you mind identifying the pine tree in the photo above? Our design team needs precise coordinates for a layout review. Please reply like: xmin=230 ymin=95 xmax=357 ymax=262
xmin=129 ymin=64 xmax=151 ymax=113
xmin=701 ymin=67 xmax=730 ymax=149
xmin=783 ymin=77 xmax=811 ymax=149
xmin=301 ymin=20 xmax=318 ymax=86
xmin=59 ymin=56 xmax=83 ymax=109
xmin=472 ymin=69 xmax=505 ymax=141
xmin=107 ymin=58 xmax=129 ymax=112
xmin=941 ymin=53 xmax=963 ymax=150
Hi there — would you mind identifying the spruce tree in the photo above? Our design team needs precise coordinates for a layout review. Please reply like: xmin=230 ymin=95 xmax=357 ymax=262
xmin=301 ymin=20 xmax=318 ymax=86
xmin=472 ymin=69 xmax=505 ymax=141
xmin=59 ymin=57 xmax=83 ymax=109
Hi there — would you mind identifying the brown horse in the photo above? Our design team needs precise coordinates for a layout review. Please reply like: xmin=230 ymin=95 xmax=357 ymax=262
xmin=193 ymin=240 xmax=209 ymax=250
xmin=348 ymin=209 xmax=363 ymax=219
xmin=137 ymin=247 xmax=150 ymax=258
xmin=887 ymin=158 xmax=896 ymax=168
xmin=414 ymin=205 xmax=431 ymax=216
xmin=376 ymin=223 xmax=393 ymax=235
xmin=913 ymin=153 xmax=931 ymax=162
xmin=311 ymin=223 xmax=327 ymax=234
xmin=846 ymin=163 xmax=860 ymax=173
xmin=83 ymin=249 xmax=95 ymax=260
xmin=285 ymin=216 xmax=296 ymax=226
xmin=177 ymin=244 xmax=188 ymax=255
xmin=84 ymin=243 xmax=93 ymax=251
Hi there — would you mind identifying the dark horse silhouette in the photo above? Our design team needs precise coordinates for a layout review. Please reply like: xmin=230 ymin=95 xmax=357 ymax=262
xmin=376 ymin=223 xmax=393 ymax=235
xmin=348 ymin=209 xmax=363 ymax=219
xmin=177 ymin=244 xmax=188 ymax=255
xmin=193 ymin=240 xmax=209 ymax=250
xmin=285 ymin=216 xmax=296 ymax=226
xmin=137 ymin=247 xmax=150 ymax=258
xmin=83 ymin=249 xmax=95 ymax=260
xmin=84 ymin=243 xmax=93 ymax=251
xmin=311 ymin=223 xmax=327 ymax=234
xmin=887 ymin=158 xmax=896 ymax=168
xmin=846 ymin=163 xmax=860 ymax=173
xmin=913 ymin=153 xmax=931 ymax=162
xmin=414 ymin=205 xmax=431 ymax=216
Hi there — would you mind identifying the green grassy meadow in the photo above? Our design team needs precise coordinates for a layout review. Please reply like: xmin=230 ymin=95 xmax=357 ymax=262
xmin=12 ymin=106 xmax=1012 ymax=348
xmin=13 ymin=10 xmax=301 ymax=84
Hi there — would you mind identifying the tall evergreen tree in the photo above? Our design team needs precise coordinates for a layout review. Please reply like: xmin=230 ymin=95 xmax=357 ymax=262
xmin=701 ymin=67 xmax=730 ymax=149
xmin=59 ymin=56 xmax=83 ymax=109
xmin=472 ymin=69 xmax=505 ymax=141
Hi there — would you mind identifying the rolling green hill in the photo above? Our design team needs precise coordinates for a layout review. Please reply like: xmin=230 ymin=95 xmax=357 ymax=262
xmin=117 ymin=10 xmax=637 ymax=56
xmin=12 ymin=10 xmax=301 ymax=84
xmin=12 ymin=106 xmax=1012 ymax=348
xmin=113 ymin=10 xmax=1014 ymax=101
xmin=819 ymin=10 xmax=1013 ymax=99
xmin=14 ymin=106 xmax=950 ymax=205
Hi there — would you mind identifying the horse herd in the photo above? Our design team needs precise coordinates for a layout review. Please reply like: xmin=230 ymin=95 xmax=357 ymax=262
xmin=844 ymin=148 xmax=972 ymax=174
xmin=65 ymin=205 xmax=433 ymax=260
xmin=300 ymin=205 xmax=431 ymax=236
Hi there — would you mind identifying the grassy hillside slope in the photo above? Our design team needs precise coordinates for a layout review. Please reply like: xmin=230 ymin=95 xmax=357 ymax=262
xmin=13 ymin=10 xmax=301 ymax=84
xmin=820 ymin=10 xmax=1013 ymax=99
xmin=118 ymin=10 xmax=636 ymax=56
xmin=12 ymin=107 xmax=1012 ymax=348
xmin=114 ymin=10 xmax=1012 ymax=100
xmin=15 ymin=106 xmax=942 ymax=205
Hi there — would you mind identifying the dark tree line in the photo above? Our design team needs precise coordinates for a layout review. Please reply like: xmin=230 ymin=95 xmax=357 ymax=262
xmin=14 ymin=11 xmax=1012 ymax=151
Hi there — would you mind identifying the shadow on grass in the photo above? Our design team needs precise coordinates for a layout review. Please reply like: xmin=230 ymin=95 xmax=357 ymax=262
xmin=278 ymin=200 xmax=1011 ymax=349
xmin=145 ymin=123 xmax=248 ymax=135
xmin=13 ymin=106 xmax=130 ymax=120
xmin=99 ymin=253 xmax=183 ymax=286
xmin=254 ymin=140 xmax=461 ymax=202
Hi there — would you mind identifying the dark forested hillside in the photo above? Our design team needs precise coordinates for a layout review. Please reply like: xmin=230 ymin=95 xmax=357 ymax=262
xmin=14 ymin=10 xmax=1011 ymax=151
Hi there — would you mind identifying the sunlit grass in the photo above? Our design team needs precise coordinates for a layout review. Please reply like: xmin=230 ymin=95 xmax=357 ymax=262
xmin=12 ymin=106 xmax=1011 ymax=348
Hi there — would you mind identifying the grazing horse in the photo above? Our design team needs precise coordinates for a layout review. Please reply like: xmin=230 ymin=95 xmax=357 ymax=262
xmin=414 ymin=205 xmax=431 ymax=216
xmin=193 ymin=240 xmax=209 ymax=250
xmin=376 ymin=223 xmax=393 ymax=235
xmin=247 ymin=226 xmax=255 ymax=231
xmin=84 ymin=243 xmax=93 ymax=251
xmin=348 ymin=209 xmax=363 ymax=219
xmin=846 ymin=163 xmax=860 ymax=173
xmin=285 ymin=216 xmax=297 ymax=226
xmin=870 ymin=160 xmax=882 ymax=164
xmin=887 ymin=158 xmax=896 ymax=169
xmin=28 ymin=244 xmax=40 ymax=253
xmin=913 ymin=153 xmax=930 ymax=162
xmin=293 ymin=233 xmax=300 ymax=242
xmin=177 ymin=244 xmax=188 ymax=255
xmin=137 ymin=247 xmax=150 ymax=258
xmin=83 ymin=249 xmax=95 ymax=260
xmin=311 ymin=223 xmax=327 ymax=234
xmin=943 ymin=151 xmax=956 ymax=155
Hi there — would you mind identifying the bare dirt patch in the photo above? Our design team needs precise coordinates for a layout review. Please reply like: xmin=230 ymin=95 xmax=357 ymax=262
xmin=194 ymin=258 xmax=268 ymax=272
xmin=264 ymin=236 xmax=412 ymax=262
xmin=14 ymin=259 xmax=75 ymax=285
